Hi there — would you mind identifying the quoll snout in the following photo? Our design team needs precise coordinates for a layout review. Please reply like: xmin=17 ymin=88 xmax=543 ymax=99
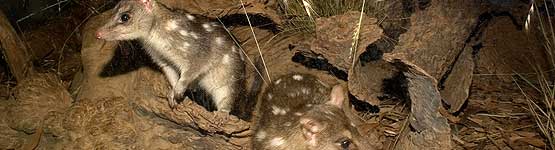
xmin=95 ymin=30 xmax=104 ymax=39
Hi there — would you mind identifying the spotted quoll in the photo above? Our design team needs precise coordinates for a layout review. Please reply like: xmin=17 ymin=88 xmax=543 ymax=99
xmin=95 ymin=0 xmax=244 ymax=112
xmin=253 ymin=73 xmax=374 ymax=150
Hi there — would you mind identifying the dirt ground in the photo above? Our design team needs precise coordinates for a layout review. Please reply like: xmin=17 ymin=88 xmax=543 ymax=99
xmin=0 ymin=0 xmax=552 ymax=150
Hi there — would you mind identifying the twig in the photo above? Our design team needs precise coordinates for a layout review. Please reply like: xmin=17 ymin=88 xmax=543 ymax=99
xmin=486 ymin=134 xmax=504 ymax=150
xmin=349 ymin=0 xmax=366 ymax=69
xmin=475 ymin=113 xmax=528 ymax=119
xmin=215 ymin=18 xmax=267 ymax=85
xmin=16 ymin=0 xmax=70 ymax=23
xmin=389 ymin=112 xmax=410 ymax=150
xmin=56 ymin=13 xmax=95 ymax=74
xmin=238 ymin=0 xmax=272 ymax=82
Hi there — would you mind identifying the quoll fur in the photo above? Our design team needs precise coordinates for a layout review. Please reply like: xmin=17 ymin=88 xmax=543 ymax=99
xmin=253 ymin=73 xmax=374 ymax=150
xmin=95 ymin=0 xmax=244 ymax=112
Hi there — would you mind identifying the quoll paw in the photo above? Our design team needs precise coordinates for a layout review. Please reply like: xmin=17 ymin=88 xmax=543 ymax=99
xmin=167 ymin=90 xmax=184 ymax=109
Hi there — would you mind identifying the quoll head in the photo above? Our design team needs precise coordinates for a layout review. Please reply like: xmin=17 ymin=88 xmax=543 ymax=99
xmin=95 ymin=0 xmax=157 ymax=40
xmin=299 ymin=85 xmax=373 ymax=150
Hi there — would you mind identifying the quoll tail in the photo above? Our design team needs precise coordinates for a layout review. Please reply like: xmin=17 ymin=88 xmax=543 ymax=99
xmin=231 ymin=57 xmax=266 ymax=120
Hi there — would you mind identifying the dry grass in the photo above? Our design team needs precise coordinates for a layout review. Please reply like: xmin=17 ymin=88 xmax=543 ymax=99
xmin=349 ymin=0 xmax=366 ymax=69
xmin=516 ymin=1 xmax=555 ymax=149
xmin=277 ymin=0 xmax=390 ymax=69
xmin=238 ymin=0 xmax=272 ymax=82
xmin=277 ymin=0 xmax=387 ymax=33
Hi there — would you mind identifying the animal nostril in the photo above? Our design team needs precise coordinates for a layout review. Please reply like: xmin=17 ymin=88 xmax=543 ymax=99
xmin=95 ymin=31 xmax=103 ymax=39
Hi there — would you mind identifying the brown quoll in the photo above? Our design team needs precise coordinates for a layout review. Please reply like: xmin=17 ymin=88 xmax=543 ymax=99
xmin=253 ymin=73 xmax=375 ymax=150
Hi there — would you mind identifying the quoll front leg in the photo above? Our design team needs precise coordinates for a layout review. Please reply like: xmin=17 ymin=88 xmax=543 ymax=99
xmin=168 ymin=70 xmax=200 ymax=109
xmin=156 ymin=61 xmax=180 ymax=108
xmin=159 ymin=62 xmax=179 ymax=88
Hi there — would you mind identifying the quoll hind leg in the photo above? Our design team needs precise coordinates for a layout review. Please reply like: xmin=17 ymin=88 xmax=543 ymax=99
xmin=199 ymin=69 xmax=237 ymax=113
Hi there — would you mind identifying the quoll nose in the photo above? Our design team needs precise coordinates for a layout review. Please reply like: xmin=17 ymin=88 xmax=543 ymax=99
xmin=95 ymin=31 xmax=103 ymax=39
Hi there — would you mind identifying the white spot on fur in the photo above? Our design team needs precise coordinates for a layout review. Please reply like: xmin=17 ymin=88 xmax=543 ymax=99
xmin=275 ymin=79 xmax=282 ymax=84
xmin=165 ymin=20 xmax=179 ymax=31
xmin=215 ymin=37 xmax=224 ymax=45
xmin=190 ymin=33 xmax=199 ymax=39
xmin=270 ymin=137 xmax=285 ymax=147
xmin=301 ymin=88 xmax=309 ymax=94
xmin=271 ymin=105 xmax=287 ymax=115
xmin=306 ymin=104 xmax=313 ymax=107
xmin=351 ymin=123 xmax=356 ymax=127
xmin=271 ymin=105 xmax=280 ymax=115
xmin=292 ymin=74 xmax=303 ymax=80
xmin=287 ymin=92 xmax=296 ymax=97
xmin=203 ymin=23 xmax=214 ymax=32
xmin=232 ymin=46 xmax=238 ymax=53
xmin=186 ymin=14 xmax=195 ymax=20
xmin=178 ymin=30 xmax=189 ymax=36
xmin=182 ymin=42 xmax=190 ymax=48
xmin=267 ymin=93 xmax=273 ymax=99
xmin=283 ymin=122 xmax=292 ymax=126
xmin=294 ymin=112 xmax=303 ymax=116
xmin=222 ymin=54 xmax=231 ymax=64
xmin=256 ymin=131 xmax=267 ymax=142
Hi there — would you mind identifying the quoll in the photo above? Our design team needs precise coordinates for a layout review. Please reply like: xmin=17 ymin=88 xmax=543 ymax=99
xmin=253 ymin=73 xmax=375 ymax=150
xmin=95 ymin=0 xmax=245 ymax=112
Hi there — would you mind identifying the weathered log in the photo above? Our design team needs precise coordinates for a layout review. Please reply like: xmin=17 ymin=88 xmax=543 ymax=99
xmin=2 ymin=73 xmax=72 ymax=149
xmin=348 ymin=58 xmax=397 ymax=105
xmin=475 ymin=17 xmax=548 ymax=82
xmin=310 ymin=11 xmax=383 ymax=72
xmin=0 ymin=11 xmax=33 ymax=82
xmin=440 ymin=46 xmax=474 ymax=113
xmin=6 ymin=73 xmax=72 ymax=134
xmin=348 ymin=52 xmax=452 ymax=149
xmin=392 ymin=1 xmax=481 ymax=113
xmin=384 ymin=56 xmax=452 ymax=150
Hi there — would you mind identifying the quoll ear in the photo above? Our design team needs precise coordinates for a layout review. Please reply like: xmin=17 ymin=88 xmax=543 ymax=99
xmin=327 ymin=85 xmax=346 ymax=108
xmin=139 ymin=0 xmax=154 ymax=12
xmin=300 ymin=117 xmax=324 ymax=146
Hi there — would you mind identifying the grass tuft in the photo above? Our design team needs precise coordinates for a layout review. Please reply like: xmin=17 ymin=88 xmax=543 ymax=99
xmin=350 ymin=0 xmax=366 ymax=69
xmin=277 ymin=0 xmax=386 ymax=33
xmin=517 ymin=0 xmax=555 ymax=149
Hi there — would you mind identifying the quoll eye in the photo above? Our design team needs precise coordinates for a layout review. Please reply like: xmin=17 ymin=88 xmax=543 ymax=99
xmin=340 ymin=139 xmax=352 ymax=149
xmin=120 ymin=13 xmax=130 ymax=23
